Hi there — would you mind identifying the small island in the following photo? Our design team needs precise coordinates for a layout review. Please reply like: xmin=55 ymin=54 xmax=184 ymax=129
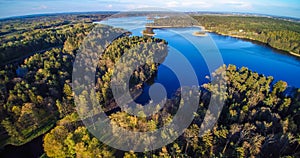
xmin=193 ymin=31 xmax=207 ymax=36
xmin=146 ymin=16 xmax=208 ymax=37
xmin=142 ymin=27 xmax=155 ymax=36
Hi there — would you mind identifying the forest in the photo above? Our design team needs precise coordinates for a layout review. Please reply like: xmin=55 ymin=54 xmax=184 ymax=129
xmin=0 ymin=13 xmax=110 ymax=65
xmin=42 ymin=64 xmax=300 ymax=157
xmin=0 ymin=24 xmax=93 ymax=147
xmin=0 ymin=13 xmax=300 ymax=157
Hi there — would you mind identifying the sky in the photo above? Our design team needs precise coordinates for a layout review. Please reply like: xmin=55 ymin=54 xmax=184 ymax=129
xmin=0 ymin=0 xmax=299 ymax=19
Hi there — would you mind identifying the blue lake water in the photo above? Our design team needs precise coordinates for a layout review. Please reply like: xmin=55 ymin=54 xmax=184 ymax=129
xmin=99 ymin=16 xmax=300 ymax=104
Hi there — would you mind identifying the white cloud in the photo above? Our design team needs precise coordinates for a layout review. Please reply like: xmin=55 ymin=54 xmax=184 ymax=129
xmin=124 ymin=4 xmax=153 ymax=10
xmin=107 ymin=4 xmax=113 ymax=8
xmin=31 ymin=5 xmax=48 ymax=10
xmin=222 ymin=1 xmax=252 ymax=9
xmin=166 ymin=1 xmax=179 ymax=8
xmin=91 ymin=0 xmax=255 ymax=12
xmin=181 ymin=1 xmax=212 ymax=9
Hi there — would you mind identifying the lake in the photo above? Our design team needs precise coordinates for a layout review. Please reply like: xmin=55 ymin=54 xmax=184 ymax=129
xmin=99 ymin=16 xmax=300 ymax=104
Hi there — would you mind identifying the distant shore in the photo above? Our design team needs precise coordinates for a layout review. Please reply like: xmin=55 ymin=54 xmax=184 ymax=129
xmin=146 ymin=25 xmax=204 ymax=29
xmin=146 ymin=24 xmax=299 ymax=58
xmin=203 ymin=28 xmax=300 ymax=59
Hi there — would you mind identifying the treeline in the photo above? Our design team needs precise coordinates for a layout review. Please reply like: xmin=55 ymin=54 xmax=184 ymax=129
xmin=43 ymin=64 xmax=300 ymax=157
xmin=147 ymin=16 xmax=198 ymax=27
xmin=0 ymin=13 xmax=113 ymax=65
xmin=0 ymin=13 xmax=109 ymax=36
xmin=0 ymin=21 xmax=94 ymax=65
xmin=193 ymin=16 xmax=300 ymax=55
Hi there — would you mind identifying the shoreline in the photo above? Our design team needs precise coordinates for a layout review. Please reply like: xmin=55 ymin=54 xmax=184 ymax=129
xmin=146 ymin=24 xmax=300 ymax=59
xmin=204 ymin=29 xmax=300 ymax=59
xmin=146 ymin=25 xmax=204 ymax=29
xmin=289 ymin=51 xmax=300 ymax=58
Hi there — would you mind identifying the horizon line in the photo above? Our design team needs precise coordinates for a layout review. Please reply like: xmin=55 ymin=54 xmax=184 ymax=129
xmin=0 ymin=10 xmax=299 ymax=22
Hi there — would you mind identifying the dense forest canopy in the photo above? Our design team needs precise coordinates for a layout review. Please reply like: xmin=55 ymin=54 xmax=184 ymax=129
xmin=0 ymin=28 xmax=91 ymax=146
xmin=0 ymin=13 xmax=299 ymax=157
xmin=0 ymin=23 xmax=167 ymax=147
